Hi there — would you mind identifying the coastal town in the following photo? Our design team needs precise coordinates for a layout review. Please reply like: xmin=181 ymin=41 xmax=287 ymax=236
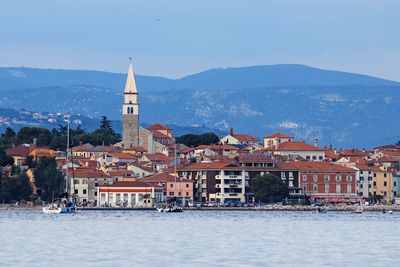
xmin=1 ymin=63 xmax=399 ymax=210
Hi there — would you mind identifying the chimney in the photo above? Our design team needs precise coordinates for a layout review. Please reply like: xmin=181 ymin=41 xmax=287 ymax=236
xmin=230 ymin=128 xmax=234 ymax=136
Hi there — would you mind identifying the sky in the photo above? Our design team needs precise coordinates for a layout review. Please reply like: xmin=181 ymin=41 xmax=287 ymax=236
xmin=0 ymin=0 xmax=399 ymax=80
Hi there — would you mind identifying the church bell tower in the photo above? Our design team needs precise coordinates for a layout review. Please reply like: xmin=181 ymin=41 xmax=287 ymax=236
xmin=122 ymin=60 xmax=139 ymax=148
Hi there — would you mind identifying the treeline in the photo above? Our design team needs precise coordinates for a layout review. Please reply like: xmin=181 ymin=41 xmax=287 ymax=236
xmin=176 ymin=132 xmax=220 ymax=147
xmin=0 ymin=116 xmax=120 ymax=151
xmin=0 ymin=157 xmax=64 ymax=203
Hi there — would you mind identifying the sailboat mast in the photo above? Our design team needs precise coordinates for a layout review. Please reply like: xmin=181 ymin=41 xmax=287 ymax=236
xmin=66 ymin=114 xmax=70 ymax=196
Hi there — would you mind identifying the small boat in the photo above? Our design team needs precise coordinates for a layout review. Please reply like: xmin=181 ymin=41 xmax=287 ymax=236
xmin=315 ymin=207 xmax=327 ymax=213
xmin=383 ymin=209 xmax=393 ymax=214
xmin=157 ymin=204 xmax=183 ymax=213
xmin=352 ymin=205 xmax=363 ymax=214
xmin=42 ymin=199 xmax=76 ymax=214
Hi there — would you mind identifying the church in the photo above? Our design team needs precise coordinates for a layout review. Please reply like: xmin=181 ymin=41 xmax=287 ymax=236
xmin=118 ymin=61 xmax=174 ymax=156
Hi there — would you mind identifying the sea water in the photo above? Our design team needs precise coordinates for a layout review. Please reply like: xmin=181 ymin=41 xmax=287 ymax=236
xmin=0 ymin=210 xmax=399 ymax=266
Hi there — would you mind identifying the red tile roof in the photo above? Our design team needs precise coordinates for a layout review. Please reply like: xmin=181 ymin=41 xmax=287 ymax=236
xmin=277 ymin=161 xmax=355 ymax=172
xmin=109 ymin=153 xmax=137 ymax=160
xmin=180 ymin=147 xmax=195 ymax=154
xmin=152 ymin=130 xmax=171 ymax=139
xmin=147 ymin=123 xmax=171 ymax=131
xmin=102 ymin=181 xmax=154 ymax=188
xmin=264 ymin=132 xmax=294 ymax=139
xmin=5 ymin=145 xmax=32 ymax=157
xmin=232 ymin=134 xmax=257 ymax=142
xmin=196 ymin=144 xmax=238 ymax=151
xmin=70 ymin=169 xmax=111 ymax=179
xmin=179 ymin=161 xmax=240 ymax=170
xmin=143 ymin=153 xmax=171 ymax=162
xmin=142 ymin=173 xmax=192 ymax=183
xmin=277 ymin=141 xmax=325 ymax=151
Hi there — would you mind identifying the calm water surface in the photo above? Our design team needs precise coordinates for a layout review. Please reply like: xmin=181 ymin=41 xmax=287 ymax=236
xmin=0 ymin=210 xmax=399 ymax=266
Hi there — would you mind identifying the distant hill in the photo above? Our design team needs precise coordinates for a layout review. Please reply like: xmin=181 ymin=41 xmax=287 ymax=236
xmin=0 ymin=64 xmax=399 ymax=148
xmin=0 ymin=64 xmax=398 ymax=92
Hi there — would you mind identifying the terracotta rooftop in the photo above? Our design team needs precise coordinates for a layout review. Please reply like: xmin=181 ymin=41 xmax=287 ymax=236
xmin=69 ymin=169 xmax=111 ymax=179
xmin=264 ymin=132 xmax=294 ymax=139
xmin=102 ymin=181 xmax=155 ymax=188
xmin=179 ymin=161 xmax=240 ymax=170
xmin=277 ymin=141 xmax=325 ymax=151
xmin=277 ymin=161 xmax=355 ymax=172
xmin=5 ymin=145 xmax=33 ymax=157
xmin=147 ymin=123 xmax=171 ymax=131
xmin=109 ymin=153 xmax=137 ymax=159
xmin=232 ymin=134 xmax=257 ymax=142
xmin=143 ymin=153 xmax=171 ymax=162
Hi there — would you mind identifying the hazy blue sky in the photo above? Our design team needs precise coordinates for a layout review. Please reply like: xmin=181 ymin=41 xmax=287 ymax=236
xmin=1 ymin=0 xmax=399 ymax=80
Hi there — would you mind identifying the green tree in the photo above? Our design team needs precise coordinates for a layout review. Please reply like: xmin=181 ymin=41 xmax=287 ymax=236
xmin=16 ymin=127 xmax=52 ymax=145
xmin=0 ymin=149 xmax=14 ymax=167
xmin=176 ymin=132 xmax=220 ymax=147
xmin=34 ymin=157 xmax=64 ymax=201
xmin=250 ymin=173 xmax=289 ymax=203
xmin=0 ymin=173 xmax=32 ymax=203
xmin=14 ymin=173 xmax=33 ymax=201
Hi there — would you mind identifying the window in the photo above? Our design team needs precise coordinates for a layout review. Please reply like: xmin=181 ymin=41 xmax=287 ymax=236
xmin=82 ymin=180 xmax=88 ymax=184
xmin=281 ymin=172 xmax=286 ymax=179
xmin=186 ymin=192 xmax=189 ymax=196
xmin=74 ymin=180 xmax=79 ymax=185
xmin=100 ymin=193 xmax=106 ymax=202
xmin=360 ymin=170 xmax=364 ymax=174
xmin=313 ymin=184 xmax=318 ymax=192
xmin=346 ymin=176 xmax=352 ymax=182
xmin=384 ymin=173 xmax=387 ymax=178
xmin=319 ymin=156 xmax=323 ymax=160
xmin=169 ymin=192 xmax=174 ymax=196
xmin=336 ymin=175 xmax=342 ymax=182
xmin=94 ymin=191 xmax=97 ymax=196
xmin=324 ymin=184 xmax=329 ymax=193
xmin=186 ymin=183 xmax=189 ymax=188
xmin=324 ymin=175 xmax=330 ymax=182
xmin=347 ymin=184 xmax=352 ymax=193
xmin=313 ymin=175 xmax=318 ymax=182
xmin=74 ymin=189 xmax=78 ymax=194
xmin=306 ymin=156 xmax=311 ymax=160
xmin=95 ymin=183 xmax=98 ymax=187
xmin=360 ymin=184 xmax=363 ymax=189
xmin=394 ymin=182 xmax=397 ymax=187
xmin=312 ymin=156 xmax=317 ymax=160
xmin=82 ymin=189 xmax=87 ymax=195
xmin=384 ymin=181 xmax=387 ymax=187
xmin=170 ymin=184 xmax=174 ymax=188
xmin=131 ymin=194 xmax=136 ymax=205
xmin=336 ymin=184 xmax=341 ymax=193
xmin=360 ymin=176 xmax=364 ymax=181
xmin=178 ymin=192 xmax=181 ymax=196
xmin=303 ymin=175 xmax=307 ymax=182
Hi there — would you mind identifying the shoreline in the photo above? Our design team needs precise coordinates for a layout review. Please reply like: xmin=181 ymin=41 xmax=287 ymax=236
xmin=1 ymin=205 xmax=399 ymax=212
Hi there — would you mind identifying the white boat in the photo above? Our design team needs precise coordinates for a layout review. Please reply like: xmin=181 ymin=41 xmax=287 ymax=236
xmin=157 ymin=204 xmax=183 ymax=213
xmin=42 ymin=199 xmax=76 ymax=214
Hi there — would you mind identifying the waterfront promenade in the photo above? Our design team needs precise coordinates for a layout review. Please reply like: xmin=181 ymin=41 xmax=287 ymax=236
xmin=2 ymin=204 xmax=400 ymax=212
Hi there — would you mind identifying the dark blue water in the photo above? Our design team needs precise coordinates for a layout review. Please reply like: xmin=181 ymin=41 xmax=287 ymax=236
xmin=0 ymin=210 xmax=399 ymax=266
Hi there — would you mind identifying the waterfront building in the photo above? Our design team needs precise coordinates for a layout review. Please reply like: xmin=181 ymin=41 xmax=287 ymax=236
xmin=371 ymin=166 xmax=393 ymax=202
xmin=97 ymin=181 xmax=163 ymax=207
xmin=263 ymin=132 xmax=294 ymax=149
xmin=141 ymin=173 xmax=194 ymax=201
xmin=67 ymin=168 xmax=114 ymax=205
xmin=220 ymin=128 xmax=258 ymax=145
xmin=393 ymin=171 xmax=400 ymax=203
xmin=289 ymin=161 xmax=357 ymax=202
xmin=353 ymin=164 xmax=378 ymax=198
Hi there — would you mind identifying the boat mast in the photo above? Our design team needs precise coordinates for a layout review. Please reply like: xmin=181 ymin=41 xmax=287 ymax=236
xmin=66 ymin=114 xmax=70 ymax=198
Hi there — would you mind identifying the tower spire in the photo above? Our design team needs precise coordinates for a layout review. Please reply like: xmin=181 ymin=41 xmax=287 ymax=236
xmin=124 ymin=58 xmax=137 ymax=93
